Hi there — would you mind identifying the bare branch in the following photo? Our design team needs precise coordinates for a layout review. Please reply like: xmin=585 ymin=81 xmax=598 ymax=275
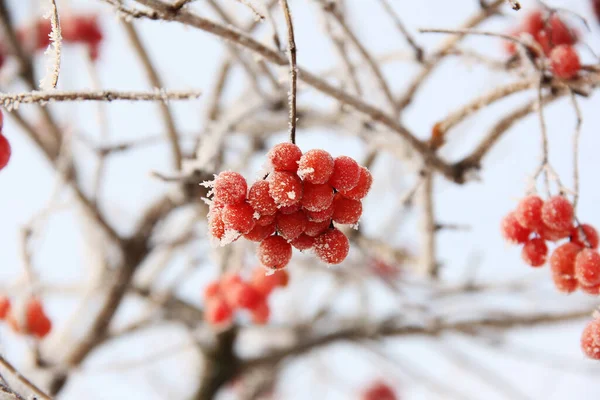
xmin=278 ymin=0 xmax=298 ymax=144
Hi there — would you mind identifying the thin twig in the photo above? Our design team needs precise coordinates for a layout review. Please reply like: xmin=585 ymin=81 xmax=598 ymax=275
xmin=278 ymin=0 xmax=298 ymax=144
xmin=377 ymin=0 xmax=423 ymax=62
xmin=568 ymin=89 xmax=583 ymax=207
xmin=0 ymin=356 xmax=52 ymax=400
xmin=41 ymin=0 xmax=62 ymax=90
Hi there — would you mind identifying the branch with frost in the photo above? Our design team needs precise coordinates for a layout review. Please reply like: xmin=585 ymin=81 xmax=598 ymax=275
xmin=40 ymin=0 xmax=62 ymax=90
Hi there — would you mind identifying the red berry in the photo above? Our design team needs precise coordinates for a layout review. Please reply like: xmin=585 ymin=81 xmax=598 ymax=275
xmin=328 ymin=156 xmax=360 ymax=191
xmin=269 ymin=171 xmax=303 ymax=208
xmin=222 ymin=202 xmax=256 ymax=234
xmin=545 ymin=14 xmax=578 ymax=46
xmin=256 ymin=213 xmax=277 ymax=227
xmin=541 ymin=196 xmax=574 ymax=231
xmin=268 ymin=142 xmax=302 ymax=172
xmin=339 ymin=166 xmax=373 ymax=200
xmin=208 ymin=206 xmax=226 ymax=240
xmin=213 ymin=171 xmax=247 ymax=205
xmin=276 ymin=210 xmax=308 ymax=241
xmin=0 ymin=135 xmax=11 ymax=171
xmin=205 ymin=297 xmax=233 ymax=325
xmin=278 ymin=202 xmax=302 ymax=215
xmin=229 ymin=282 xmax=264 ymax=310
xmin=501 ymin=212 xmax=531 ymax=244
xmin=522 ymin=9 xmax=545 ymax=36
xmin=25 ymin=298 xmax=51 ymax=338
xmin=581 ymin=283 xmax=600 ymax=296
xmin=550 ymin=242 xmax=582 ymax=279
xmin=244 ymin=222 xmax=276 ymax=242
xmin=222 ymin=273 xmax=243 ymax=291
xmin=251 ymin=268 xmax=289 ymax=296
xmin=204 ymin=281 xmax=221 ymax=299
xmin=0 ymin=296 xmax=10 ymax=320
xmin=290 ymin=233 xmax=315 ymax=251
xmin=304 ymin=219 xmax=331 ymax=237
xmin=314 ymin=228 xmax=349 ymax=265
xmin=332 ymin=194 xmax=362 ymax=225
xmin=258 ymin=236 xmax=292 ymax=270
xmin=248 ymin=180 xmax=277 ymax=216
xmin=581 ymin=319 xmax=600 ymax=360
xmin=571 ymin=224 xmax=600 ymax=249
xmin=521 ymin=237 xmax=548 ymax=267
xmin=515 ymin=195 xmax=544 ymax=231
xmin=251 ymin=300 xmax=270 ymax=325
xmin=550 ymin=45 xmax=580 ymax=80
xmin=551 ymin=271 xmax=579 ymax=293
xmin=301 ymin=182 xmax=334 ymax=212
xmin=305 ymin=203 xmax=334 ymax=223
xmin=575 ymin=249 xmax=600 ymax=286
xmin=538 ymin=224 xmax=571 ymax=242
xmin=362 ymin=382 xmax=397 ymax=400
xmin=297 ymin=149 xmax=334 ymax=184
xmin=503 ymin=28 xmax=520 ymax=55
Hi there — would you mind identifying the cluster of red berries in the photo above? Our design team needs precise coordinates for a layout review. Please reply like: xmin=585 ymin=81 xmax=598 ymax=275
xmin=504 ymin=9 xmax=581 ymax=79
xmin=0 ymin=296 xmax=52 ymax=339
xmin=206 ymin=142 xmax=372 ymax=269
xmin=0 ymin=110 xmax=9 ymax=172
xmin=15 ymin=14 xmax=103 ymax=62
xmin=501 ymin=195 xmax=600 ymax=294
xmin=362 ymin=381 xmax=397 ymax=400
xmin=581 ymin=314 xmax=600 ymax=360
xmin=203 ymin=268 xmax=288 ymax=327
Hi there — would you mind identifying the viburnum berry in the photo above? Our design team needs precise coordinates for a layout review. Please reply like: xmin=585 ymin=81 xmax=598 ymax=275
xmin=25 ymin=298 xmax=52 ymax=338
xmin=301 ymin=182 xmax=334 ymax=212
xmin=545 ymin=14 xmax=578 ymax=46
xmin=332 ymin=194 xmax=362 ymax=225
xmin=268 ymin=142 xmax=302 ymax=172
xmin=276 ymin=210 xmax=308 ymax=241
xmin=572 ymin=224 xmax=599 ymax=249
xmin=248 ymin=180 xmax=278 ymax=216
xmin=205 ymin=297 xmax=233 ymax=326
xmin=541 ymin=195 xmax=574 ymax=232
xmin=362 ymin=382 xmax=397 ymax=400
xmin=269 ymin=171 xmax=303 ymax=208
xmin=522 ymin=9 xmax=545 ymax=36
xmin=551 ymin=270 xmax=579 ymax=293
xmin=0 ymin=134 xmax=11 ymax=171
xmin=515 ymin=195 xmax=544 ymax=231
xmin=305 ymin=203 xmax=334 ymax=223
xmin=549 ymin=45 xmax=581 ymax=80
xmin=328 ymin=156 xmax=360 ymax=191
xmin=304 ymin=219 xmax=330 ymax=237
xmin=229 ymin=281 xmax=264 ymax=310
xmin=581 ymin=318 xmax=600 ymax=360
xmin=339 ymin=166 xmax=373 ymax=200
xmin=297 ymin=149 xmax=334 ymax=184
xmin=213 ymin=171 xmax=248 ymax=205
xmin=251 ymin=268 xmax=289 ymax=296
xmin=550 ymin=242 xmax=582 ymax=294
xmin=258 ymin=235 xmax=293 ymax=270
xmin=208 ymin=207 xmax=226 ymax=240
xmin=290 ymin=233 xmax=315 ymax=251
xmin=501 ymin=212 xmax=531 ymax=244
xmin=581 ymin=283 xmax=600 ymax=296
xmin=0 ymin=296 xmax=10 ymax=320
xmin=521 ymin=237 xmax=548 ymax=267
xmin=222 ymin=202 xmax=256 ymax=234
xmin=538 ymin=224 xmax=571 ymax=242
xmin=575 ymin=249 xmax=600 ymax=287
xmin=314 ymin=228 xmax=350 ymax=265
xmin=278 ymin=202 xmax=302 ymax=215
xmin=256 ymin=213 xmax=277 ymax=227
xmin=251 ymin=300 xmax=270 ymax=325
xmin=244 ymin=222 xmax=276 ymax=242
xmin=204 ymin=281 xmax=221 ymax=299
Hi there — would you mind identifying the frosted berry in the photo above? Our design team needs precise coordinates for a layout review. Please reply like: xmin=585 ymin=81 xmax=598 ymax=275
xmin=208 ymin=207 xmax=226 ymax=239
xmin=521 ymin=237 xmax=548 ymax=267
xmin=328 ymin=156 xmax=360 ymax=191
xmin=244 ymin=222 xmax=276 ymax=242
xmin=213 ymin=171 xmax=247 ymax=205
xmin=291 ymin=233 xmax=315 ymax=251
xmin=362 ymin=382 xmax=396 ymax=400
xmin=545 ymin=14 xmax=578 ymax=46
xmin=304 ymin=219 xmax=330 ymax=237
xmin=314 ymin=228 xmax=350 ymax=265
xmin=305 ymin=203 xmax=334 ymax=223
xmin=581 ymin=319 xmax=600 ymax=360
xmin=551 ymin=270 xmax=578 ymax=293
xmin=581 ymin=283 xmax=600 ymax=296
xmin=221 ymin=273 xmax=243 ymax=291
xmin=0 ymin=296 xmax=10 ymax=320
xmin=501 ymin=212 xmax=531 ymax=244
xmin=301 ymin=182 xmax=334 ymax=212
xmin=550 ymin=242 xmax=582 ymax=279
xmin=340 ymin=166 xmax=373 ymax=200
xmin=278 ymin=202 xmax=302 ymax=215
xmin=297 ymin=149 xmax=334 ymax=184
xmin=248 ymin=180 xmax=277 ymax=216
xmin=571 ymin=224 xmax=599 ymax=249
xmin=575 ymin=249 xmax=600 ymax=287
xmin=522 ymin=9 xmax=545 ymax=36
xmin=204 ymin=281 xmax=221 ymax=299
xmin=515 ymin=195 xmax=544 ymax=231
xmin=538 ymin=224 xmax=571 ymax=242
xmin=25 ymin=298 xmax=51 ymax=338
xmin=229 ymin=282 xmax=263 ymax=310
xmin=251 ymin=300 xmax=270 ymax=325
xmin=205 ymin=297 xmax=233 ymax=325
xmin=541 ymin=196 xmax=574 ymax=232
xmin=251 ymin=268 xmax=289 ymax=296
xmin=268 ymin=142 xmax=302 ymax=172
xmin=222 ymin=202 xmax=256 ymax=234
xmin=332 ymin=194 xmax=362 ymax=225
xmin=269 ymin=171 xmax=303 ymax=207
xmin=550 ymin=45 xmax=580 ymax=80
xmin=276 ymin=210 xmax=307 ymax=241
xmin=258 ymin=235 xmax=293 ymax=270
xmin=256 ymin=213 xmax=277 ymax=227
xmin=0 ymin=134 xmax=11 ymax=171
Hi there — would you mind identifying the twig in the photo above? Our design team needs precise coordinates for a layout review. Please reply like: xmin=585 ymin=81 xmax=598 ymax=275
xmin=233 ymin=0 xmax=264 ymax=20
xmin=568 ymin=90 xmax=583 ymax=207
xmin=419 ymin=169 xmax=437 ymax=278
xmin=41 ymin=0 xmax=62 ymax=90
xmin=376 ymin=0 xmax=423 ymax=62
xmin=278 ymin=0 xmax=298 ymax=144
xmin=0 ymin=356 xmax=52 ymax=400
xmin=508 ymin=0 xmax=521 ymax=10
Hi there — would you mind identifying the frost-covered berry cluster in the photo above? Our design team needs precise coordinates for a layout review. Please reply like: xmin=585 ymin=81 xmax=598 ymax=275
xmin=0 ymin=110 xmax=10 ymax=172
xmin=205 ymin=142 xmax=373 ymax=270
xmin=501 ymin=195 xmax=600 ymax=295
xmin=203 ymin=268 xmax=288 ymax=327
xmin=0 ymin=296 xmax=52 ymax=339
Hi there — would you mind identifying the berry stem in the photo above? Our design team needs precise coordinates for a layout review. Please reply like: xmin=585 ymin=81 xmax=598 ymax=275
xmin=278 ymin=0 xmax=297 ymax=145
